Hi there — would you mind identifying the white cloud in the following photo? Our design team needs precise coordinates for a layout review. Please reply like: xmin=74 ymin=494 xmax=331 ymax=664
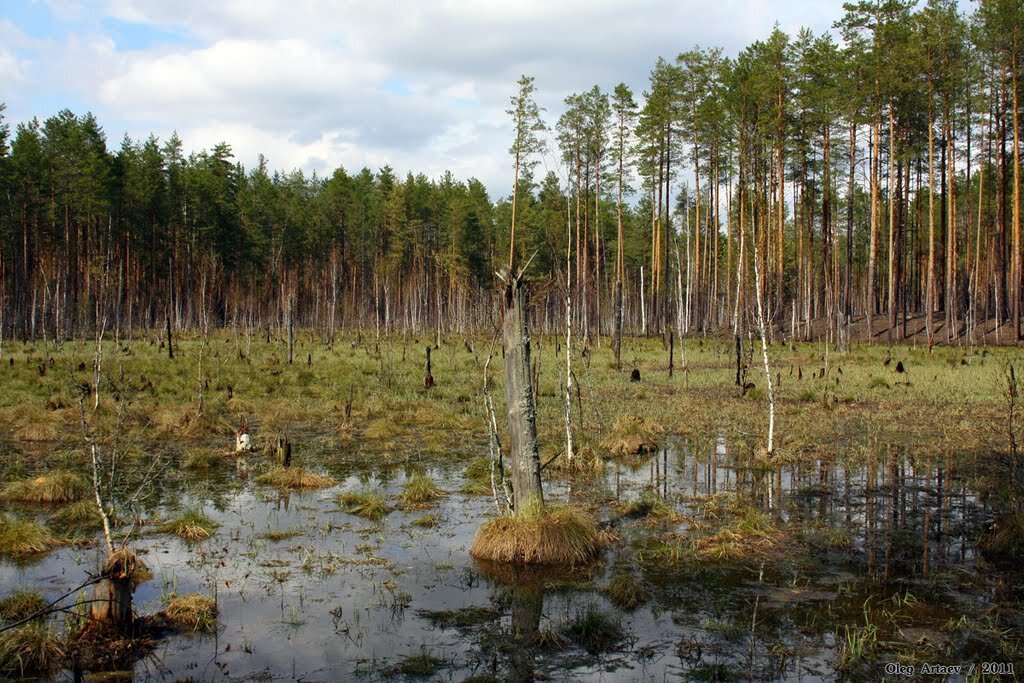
xmin=8 ymin=0 xmax=855 ymax=196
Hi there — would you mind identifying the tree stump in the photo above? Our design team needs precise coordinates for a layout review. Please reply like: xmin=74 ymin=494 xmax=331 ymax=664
xmin=275 ymin=436 xmax=292 ymax=467
xmin=630 ymin=368 xmax=641 ymax=383
xmin=424 ymin=347 xmax=435 ymax=389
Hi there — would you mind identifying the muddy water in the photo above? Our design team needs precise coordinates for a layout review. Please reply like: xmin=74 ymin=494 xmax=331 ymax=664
xmin=0 ymin=436 xmax=1012 ymax=681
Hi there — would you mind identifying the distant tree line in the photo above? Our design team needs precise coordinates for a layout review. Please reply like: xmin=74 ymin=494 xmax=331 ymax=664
xmin=0 ymin=0 xmax=1021 ymax=345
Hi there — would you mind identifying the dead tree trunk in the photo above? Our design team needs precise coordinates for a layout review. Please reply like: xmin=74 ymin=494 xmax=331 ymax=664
xmin=500 ymin=269 xmax=542 ymax=512
xmin=165 ymin=313 xmax=173 ymax=359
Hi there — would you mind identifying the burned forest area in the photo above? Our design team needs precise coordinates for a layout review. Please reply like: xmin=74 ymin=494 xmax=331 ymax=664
xmin=1 ymin=1 xmax=1024 ymax=681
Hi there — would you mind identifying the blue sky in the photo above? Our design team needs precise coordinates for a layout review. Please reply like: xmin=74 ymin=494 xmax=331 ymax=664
xmin=1 ymin=0 xmax=927 ymax=197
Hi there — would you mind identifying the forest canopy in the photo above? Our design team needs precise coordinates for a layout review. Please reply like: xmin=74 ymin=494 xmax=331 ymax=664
xmin=0 ymin=0 xmax=1021 ymax=345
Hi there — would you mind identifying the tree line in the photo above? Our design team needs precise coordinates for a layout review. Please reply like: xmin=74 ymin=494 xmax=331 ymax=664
xmin=0 ymin=0 xmax=1021 ymax=346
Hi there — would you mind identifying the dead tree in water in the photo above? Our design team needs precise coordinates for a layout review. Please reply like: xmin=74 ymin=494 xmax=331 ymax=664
xmin=500 ymin=268 xmax=543 ymax=510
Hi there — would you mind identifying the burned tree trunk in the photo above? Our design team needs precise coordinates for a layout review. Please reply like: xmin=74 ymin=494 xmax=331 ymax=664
xmin=424 ymin=346 xmax=435 ymax=389
xmin=500 ymin=269 xmax=542 ymax=511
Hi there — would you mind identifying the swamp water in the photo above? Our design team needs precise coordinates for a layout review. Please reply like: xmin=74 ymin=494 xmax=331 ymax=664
xmin=0 ymin=436 xmax=1017 ymax=681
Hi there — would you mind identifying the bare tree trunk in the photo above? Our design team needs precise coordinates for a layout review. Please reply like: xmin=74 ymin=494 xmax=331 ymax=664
xmin=501 ymin=270 xmax=542 ymax=511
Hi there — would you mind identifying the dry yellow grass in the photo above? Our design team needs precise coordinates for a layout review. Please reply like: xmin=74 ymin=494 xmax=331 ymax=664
xmin=163 ymin=594 xmax=218 ymax=632
xmin=600 ymin=416 xmax=664 ymax=456
xmin=2 ymin=471 xmax=88 ymax=504
xmin=256 ymin=466 xmax=336 ymax=490
xmin=470 ymin=502 xmax=603 ymax=565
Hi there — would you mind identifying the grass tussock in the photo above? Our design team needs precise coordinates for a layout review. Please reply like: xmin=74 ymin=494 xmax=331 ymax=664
xmin=157 ymin=509 xmax=219 ymax=541
xmin=469 ymin=502 xmax=603 ymax=565
xmin=163 ymin=594 xmax=218 ymax=632
xmin=619 ymin=492 xmax=678 ymax=521
xmin=0 ymin=621 xmax=65 ymax=677
xmin=0 ymin=591 xmax=49 ymax=621
xmin=337 ymin=490 xmax=390 ymax=521
xmin=460 ymin=457 xmax=493 ymax=495
xmin=563 ymin=604 xmax=624 ymax=653
xmin=600 ymin=416 xmax=663 ymax=456
xmin=412 ymin=513 xmax=440 ymax=528
xmin=694 ymin=508 xmax=785 ymax=561
xmin=392 ymin=651 xmax=445 ymax=677
xmin=0 ymin=515 xmax=60 ymax=556
xmin=398 ymin=474 xmax=444 ymax=508
xmin=2 ymin=470 xmax=88 ymax=504
xmin=601 ymin=573 xmax=648 ymax=611
xmin=255 ymin=466 xmax=336 ymax=490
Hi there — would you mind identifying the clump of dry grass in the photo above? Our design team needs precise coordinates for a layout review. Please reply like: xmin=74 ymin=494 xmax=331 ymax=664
xmin=103 ymin=548 xmax=151 ymax=587
xmin=3 ymin=405 xmax=63 ymax=442
xmin=412 ymin=513 xmax=440 ymax=528
xmin=162 ymin=594 xmax=218 ymax=632
xmin=157 ymin=509 xmax=219 ymax=541
xmin=469 ymin=501 xmax=603 ymax=565
xmin=0 ymin=515 xmax=61 ymax=556
xmin=255 ymin=466 xmax=336 ymax=490
xmin=2 ymin=470 xmax=88 ymax=504
xmin=153 ymin=407 xmax=220 ymax=439
xmin=398 ymin=474 xmax=444 ymax=508
xmin=694 ymin=508 xmax=785 ymax=561
xmin=363 ymin=418 xmax=401 ymax=440
xmin=0 ymin=590 xmax=48 ymax=621
xmin=0 ymin=621 xmax=65 ymax=677
xmin=337 ymin=490 xmax=390 ymax=521
xmin=600 ymin=416 xmax=663 ymax=456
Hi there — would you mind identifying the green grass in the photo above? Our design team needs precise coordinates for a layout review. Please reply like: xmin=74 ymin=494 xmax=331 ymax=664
xmin=563 ymin=604 xmax=624 ymax=653
xmin=157 ymin=509 xmax=219 ymax=541
xmin=337 ymin=490 xmax=390 ymax=521
xmin=0 ymin=621 xmax=65 ymax=677
xmin=0 ymin=590 xmax=48 ymax=622
xmin=398 ymin=473 xmax=444 ymax=508
xmin=0 ymin=515 xmax=61 ymax=556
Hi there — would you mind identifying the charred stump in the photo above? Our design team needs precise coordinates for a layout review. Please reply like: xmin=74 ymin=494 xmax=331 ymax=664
xmin=424 ymin=346 xmax=435 ymax=389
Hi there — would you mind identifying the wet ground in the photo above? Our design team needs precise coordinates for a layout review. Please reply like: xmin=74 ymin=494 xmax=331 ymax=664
xmin=1 ymin=434 xmax=1019 ymax=681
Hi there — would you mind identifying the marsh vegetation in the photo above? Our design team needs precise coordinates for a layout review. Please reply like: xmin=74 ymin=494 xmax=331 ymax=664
xmin=0 ymin=333 xmax=1019 ymax=680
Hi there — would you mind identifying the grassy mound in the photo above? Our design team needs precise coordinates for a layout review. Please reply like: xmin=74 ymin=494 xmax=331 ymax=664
xmin=182 ymin=449 xmax=222 ymax=471
xmin=2 ymin=470 xmax=88 ymax=504
xmin=337 ymin=490 xmax=390 ymax=521
xmin=0 ymin=515 xmax=60 ymax=555
xmin=398 ymin=474 xmax=444 ymax=508
xmin=619 ymin=492 xmax=677 ymax=520
xmin=256 ymin=466 xmax=336 ymax=490
xmin=0 ymin=591 xmax=48 ymax=621
xmin=163 ymin=594 xmax=218 ymax=632
xmin=469 ymin=502 xmax=603 ymax=565
xmin=600 ymin=416 xmax=663 ymax=456
xmin=157 ymin=509 xmax=219 ymax=541
xmin=103 ymin=548 xmax=151 ymax=587
xmin=0 ymin=621 xmax=65 ymax=677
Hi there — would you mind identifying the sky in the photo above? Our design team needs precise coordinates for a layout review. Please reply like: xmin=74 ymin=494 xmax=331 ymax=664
xmin=2 ymin=0 xmax=866 ymax=199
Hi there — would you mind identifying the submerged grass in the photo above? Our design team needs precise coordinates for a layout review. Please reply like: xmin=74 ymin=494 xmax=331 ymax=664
xmin=563 ymin=604 xmax=624 ymax=653
xmin=470 ymin=501 xmax=603 ymax=565
xmin=256 ymin=466 xmax=336 ymax=490
xmin=601 ymin=573 xmax=648 ymax=611
xmin=2 ymin=470 xmax=88 ymax=504
xmin=158 ymin=509 xmax=219 ymax=541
